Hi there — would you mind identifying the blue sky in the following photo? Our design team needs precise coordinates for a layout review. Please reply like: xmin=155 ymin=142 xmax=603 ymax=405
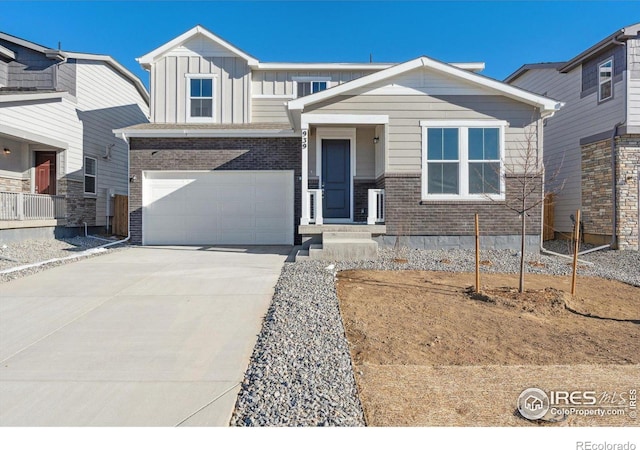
xmin=1 ymin=1 xmax=639 ymax=89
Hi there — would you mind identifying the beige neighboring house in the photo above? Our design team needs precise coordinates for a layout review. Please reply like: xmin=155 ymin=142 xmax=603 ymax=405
xmin=0 ymin=32 xmax=149 ymax=242
xmin=506 ymin=23 xmax=640 ymax=250
xmin=117 ymin=25 xmax=562 ymax=258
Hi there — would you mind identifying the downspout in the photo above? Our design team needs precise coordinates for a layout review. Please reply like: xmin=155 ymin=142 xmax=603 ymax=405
xmin=100 ymin=131 xmax=131 ymax=248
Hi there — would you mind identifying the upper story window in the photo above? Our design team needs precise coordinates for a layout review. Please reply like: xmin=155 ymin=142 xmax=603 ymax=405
xmin=186 ymin=74 xmax=214 ymax=122
xmin=598 ymin=59 xmax=613 ymax=102
xmin=84 ymin=156 xmax=97 ymax=195
xmin=293 ymin=77 xmax=330 ymax=98
xmin=420 ymin=120 xmax=506 ymax=201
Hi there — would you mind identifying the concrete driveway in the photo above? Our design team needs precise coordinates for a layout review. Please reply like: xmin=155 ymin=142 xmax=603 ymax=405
xmin=0 ymin=245 xmax=290 ymax=426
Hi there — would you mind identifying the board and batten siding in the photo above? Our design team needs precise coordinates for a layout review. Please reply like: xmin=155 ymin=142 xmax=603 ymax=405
xmin=152 ymin=55 xmax=250 ymax=124
xmin=628 ymin=38 xmax=640 ymax=127
xmin=75 ymin=60 xmax=149 ymax=226
xmin=305 ymin=92 xmax=541 ymax=175
xmin=510 ymin=65 xmax=626 ymax=233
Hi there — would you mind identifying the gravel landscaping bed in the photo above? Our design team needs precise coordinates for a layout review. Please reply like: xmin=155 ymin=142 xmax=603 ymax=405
xmin=231 ymin=242 xmax=639 ymax=426
xmin=0 ymin=236 xmax=126 ymax=283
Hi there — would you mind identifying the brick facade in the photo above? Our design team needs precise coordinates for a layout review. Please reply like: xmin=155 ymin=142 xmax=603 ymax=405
xmin=354 ymin=180 xmax=376 ymax=223
xmin=383 ymin=173 xmax=542 ymax=238
xmin=129 ymin=137 xmax=301 ymax=245
xmin=0 ymin=176 xmax=25 ymax=193
xmin=58 ymin=178 xmax=96 ymax=227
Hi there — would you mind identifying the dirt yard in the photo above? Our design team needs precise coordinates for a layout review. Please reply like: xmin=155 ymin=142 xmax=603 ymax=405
xmin=336 ymin=270 xmax=640 ymax=426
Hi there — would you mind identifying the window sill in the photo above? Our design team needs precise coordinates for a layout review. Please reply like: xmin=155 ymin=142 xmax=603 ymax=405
xmin=420 ymin=195 xmax=505 ymax=203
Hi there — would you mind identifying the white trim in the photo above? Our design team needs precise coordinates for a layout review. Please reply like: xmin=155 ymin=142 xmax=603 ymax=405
xmin=113 ymin=128 xmax=300 ymax=139
xmin=316 ymin=127 xmax=356 ymax=223
xmin=302 ymin=114 xmax=389 ymax=128
xmin=0 ymin=92 xmax=67 ymax=103
xmin=0 ymin=44 xmax=15 ymax=60
xmin=420 ymin=120 xmax=507 ymax=201
xmin=185 ymin=74 xmax=216 ymax=123
xmin=300 ymin=128 xmax=310 ymax=225
xmin=598 ymin=58 xmax=613 ymax=102
xmin=291 ymin=76 xmax=332 ymax=82
xmin=288 ymin=57 xmax=563 ymax=113
xmin=256 ymin=62 xmax=485 ymax=72
xmin=137 ymin=25 xmax=259 ymax=67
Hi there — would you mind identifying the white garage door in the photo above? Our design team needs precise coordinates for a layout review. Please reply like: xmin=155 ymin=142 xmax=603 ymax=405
xmin=142 ymin=170 xmax=294 ymax=245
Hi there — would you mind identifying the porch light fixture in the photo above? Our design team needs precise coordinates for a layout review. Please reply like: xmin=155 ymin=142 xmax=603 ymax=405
xmin=373 ymin=137 xmax=380 ymax=144
xmin=3 ymin=148 xmax=10 ymax=155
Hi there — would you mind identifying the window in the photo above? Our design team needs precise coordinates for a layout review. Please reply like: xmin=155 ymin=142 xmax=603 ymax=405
xmin=421 ymin=120 xmax=506 ymax=200
xmin=186 ymin=75 xmax=214 ymax=121
xmin=598 ymin=59 xmax=613 ymax=102
xmin=293 ymin=77 xmax=330 ymax=98
xmin=84 ymin=156 xmax=97 ymax=195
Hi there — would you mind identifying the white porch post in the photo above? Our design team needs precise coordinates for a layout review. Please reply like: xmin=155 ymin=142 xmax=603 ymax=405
xmin=300 ymin=127 xmax=310 ymax=225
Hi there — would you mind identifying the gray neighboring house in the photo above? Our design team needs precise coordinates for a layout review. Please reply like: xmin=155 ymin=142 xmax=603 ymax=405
xmin=506 ymin=23 xmax=640 ymax=251
xmin=116 ymin=25 xmax=561 ymax=257
xmin=0 ymin=32 xmax=149 ymax=242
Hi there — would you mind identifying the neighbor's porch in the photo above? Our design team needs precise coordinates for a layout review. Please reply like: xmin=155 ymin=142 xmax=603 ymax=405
xmin=0 ymin=132 xmax=66 ymax=229
xmin=299 ymin=114 xmax=388 ymax=230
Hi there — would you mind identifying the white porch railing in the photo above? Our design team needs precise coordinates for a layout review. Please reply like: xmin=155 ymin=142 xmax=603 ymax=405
xmin=306 ymin=189 xmax=324 ymax=225
xmin=0 ymin=192 xmax=66 ymax=221
xmin=367 ymin=189 xmax=385 ymax=224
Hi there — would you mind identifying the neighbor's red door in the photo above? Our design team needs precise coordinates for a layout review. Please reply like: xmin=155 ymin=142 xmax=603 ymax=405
xmin=35 ymin=152 xmax=56 ymax=195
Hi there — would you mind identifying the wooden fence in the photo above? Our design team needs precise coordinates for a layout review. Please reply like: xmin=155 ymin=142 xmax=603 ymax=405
xmin=543 ymin=193 xmax=555 ymax=241
xmin=112 ymin=194 xmax=128 ymax=237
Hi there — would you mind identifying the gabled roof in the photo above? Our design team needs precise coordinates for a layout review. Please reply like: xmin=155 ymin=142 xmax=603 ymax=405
xmin=0 ymin=43 xmax=15 ymax=60
xmin=559 ymin=22 xmax=640 ymax=73
xmin=288 ymin=56 xmax=563 ymax=115
xmin=256 ymin=61 xmax=486 ymax=72
xmin=503 ymin=62 xmax=565 ymax=84
xmin=0 ymin=31 xmax=149 ymax=104
xmin=137 ymin=25 xmax=259 ymax=68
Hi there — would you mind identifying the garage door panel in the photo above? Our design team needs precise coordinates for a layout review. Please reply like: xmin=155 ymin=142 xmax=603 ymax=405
xmin=143 ymin=171 xmax=293 ymax=245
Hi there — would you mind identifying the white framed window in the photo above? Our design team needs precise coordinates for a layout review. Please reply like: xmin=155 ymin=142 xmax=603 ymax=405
xmin=420 ymin=120 xmax=507 ymax=201
xmin=293 ymin=76 xmax=330 ymax=98
xmin=185 ymin=74 xmax=215 ymax=122
xmin=84 ymin=156 xmax=97 ymax=195
xmin=598 ymin=59 xmax=613 ymax=102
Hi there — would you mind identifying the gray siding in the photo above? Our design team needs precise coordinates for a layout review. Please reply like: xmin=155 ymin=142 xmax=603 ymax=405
xmin=57 ymin=60 xmax=77 ymax=96
xmin=0 ymin=39 xmax=55 ymax=89
xmin=152 ymin=55 xmax=250 ymax=123
xmin=511 ymin=63 xmax=626 ymax=233
xmin=0 ymin=60 xmax=8 ymax=87
xmin=306 ymin=94 xmax=540 ymax=174
xmin=252 ymin=70 xmax=377 ymax=97
xmin=251 ymin=98 xmax=289 ymax=123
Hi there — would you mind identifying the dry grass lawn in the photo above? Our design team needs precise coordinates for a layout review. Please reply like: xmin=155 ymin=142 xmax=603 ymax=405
xmin=336 ymin=270 xmax=640 ymax=426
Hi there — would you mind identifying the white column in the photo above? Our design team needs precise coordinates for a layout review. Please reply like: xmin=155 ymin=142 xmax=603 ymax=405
xmin=300 ymin=128 xmax=310 ymax=225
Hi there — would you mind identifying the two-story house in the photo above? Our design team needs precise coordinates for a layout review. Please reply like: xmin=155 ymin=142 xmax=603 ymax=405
xmin=116 ymin=25 xmax=561 ymax=258
xmin=0 ymin=32 xmax=149 ymax=241
xmin=506 ymin=23 xmax=640 ymax=250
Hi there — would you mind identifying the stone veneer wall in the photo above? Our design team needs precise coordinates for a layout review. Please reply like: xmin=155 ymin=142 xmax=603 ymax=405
xmin=616 ymin=135 xmax=639 ymax=250
xmin=581 ymin=139 xmax=613 ymax=240
xmin=129 ymin=137 xmax=302 ymax=245
xmin=58 ymin=178 xmax=96 ymax=227
xmin=0 ymin=176 xmax=26 ymax=193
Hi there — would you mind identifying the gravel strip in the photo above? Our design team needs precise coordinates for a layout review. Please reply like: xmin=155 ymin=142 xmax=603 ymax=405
xmin=231 ymin=242 xmax=638 ymax=426
xmin=0 ymin=237 xmax=127 ymax=283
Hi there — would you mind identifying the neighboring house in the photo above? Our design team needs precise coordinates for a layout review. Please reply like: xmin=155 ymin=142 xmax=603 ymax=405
xmin=116 ymin=25 xmax=561 ymax=257
xmin=506 ymin=23 xmax=640 ymax=251
xmin=0 ymin=32 xmax=149 ymax=241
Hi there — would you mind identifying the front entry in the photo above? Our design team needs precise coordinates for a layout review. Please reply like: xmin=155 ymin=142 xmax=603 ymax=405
xmin=35 ymin=151 xmax=57 ymax=195
xmin=321 ymin=139 xmax=351 ymax=220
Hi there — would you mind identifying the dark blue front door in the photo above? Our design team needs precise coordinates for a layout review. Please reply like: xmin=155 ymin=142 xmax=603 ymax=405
xmin=322 ymin=139 xmax=351 ymax=219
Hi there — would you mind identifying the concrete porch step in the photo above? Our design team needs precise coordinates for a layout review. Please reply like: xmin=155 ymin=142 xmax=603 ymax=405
xmin=322 ymin=231 xmax=372 ymax=240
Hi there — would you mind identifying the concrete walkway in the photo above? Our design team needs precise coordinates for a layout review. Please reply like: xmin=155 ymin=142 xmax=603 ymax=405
xmin=0 ymin=245 xmax=290 ymax=426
